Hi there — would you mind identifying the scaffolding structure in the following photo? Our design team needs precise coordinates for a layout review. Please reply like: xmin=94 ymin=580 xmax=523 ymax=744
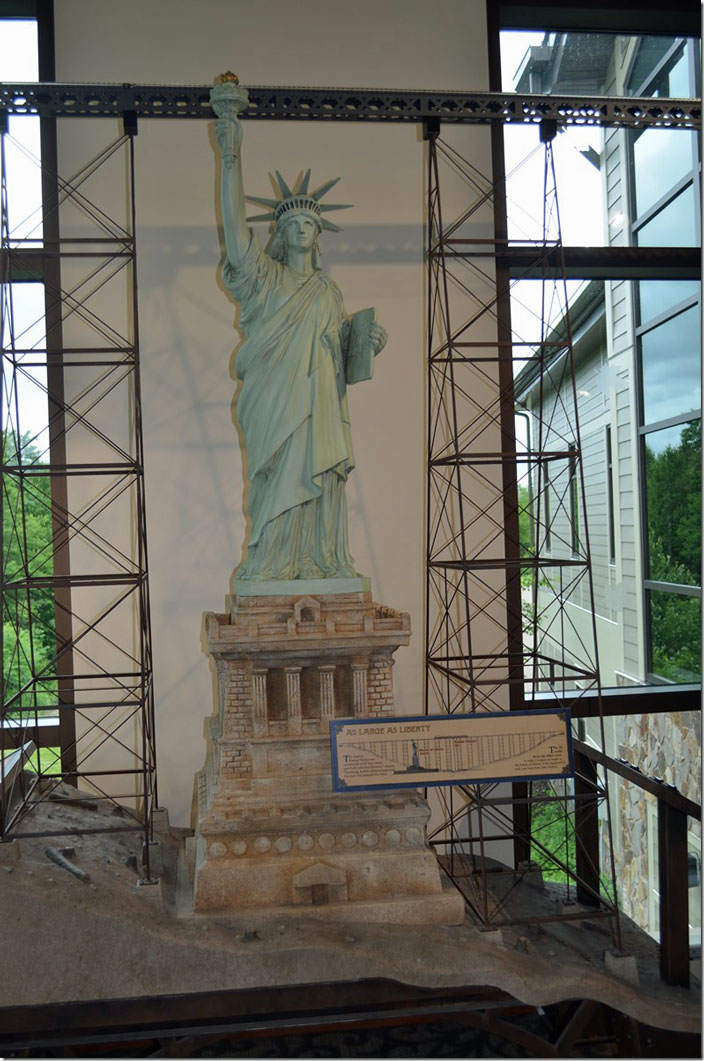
xmin=423 ymin=122 xmax=621 ymax=938
xmin=1 ymin=118 xmax=157 ymax=876
xmin=0 ymin=82 xmax=700 ymax=941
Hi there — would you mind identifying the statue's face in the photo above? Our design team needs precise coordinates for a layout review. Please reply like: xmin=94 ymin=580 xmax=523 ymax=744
xmin=282 ymin=214 xmax=318 ymax=251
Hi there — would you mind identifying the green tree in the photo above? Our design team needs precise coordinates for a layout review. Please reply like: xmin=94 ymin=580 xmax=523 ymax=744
xmin=644 ymin=420 xmax=701 ymax=682
xmin=645 ymin=419 xmax=701 ymax=583
xmin=517 ymin=483 xmax=533 ymax=557
xmin=517 ymin=483 xmax=536 ymax=594
xmin=530 ymin=781 xmax=577 ymax=883
xmin=648 ymin=536 xmax=701 ymax=680
xmin=3 ymin=430 xmax=57 ymax=709
xmin=2 ymin=622 xmax=55 ymax=710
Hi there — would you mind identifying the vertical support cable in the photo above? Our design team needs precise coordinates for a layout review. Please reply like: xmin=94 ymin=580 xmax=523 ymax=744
xmin=491 ymin=96 xmax=530 ymax=868
xmin=545 ymin=138 xmax=622 ymax=949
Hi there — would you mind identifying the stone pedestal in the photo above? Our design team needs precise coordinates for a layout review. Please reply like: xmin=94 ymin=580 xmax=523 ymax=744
xmin=193 ymin=591 xmax=464 ymax=924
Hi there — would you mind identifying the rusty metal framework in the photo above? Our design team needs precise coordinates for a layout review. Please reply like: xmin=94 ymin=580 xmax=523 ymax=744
xmin=423 ymin=122 xmax=623 ymax=942
xmin=1 ymin=118 xmax=158 ymax=876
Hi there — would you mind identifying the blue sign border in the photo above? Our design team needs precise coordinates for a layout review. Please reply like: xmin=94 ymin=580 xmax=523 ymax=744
xmin=330 ymin=707 xmax=574 ymax=793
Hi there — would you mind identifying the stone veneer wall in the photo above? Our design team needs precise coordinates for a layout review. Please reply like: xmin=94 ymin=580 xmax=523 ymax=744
xmin=610 ymin=710 xmax=701 ymax=935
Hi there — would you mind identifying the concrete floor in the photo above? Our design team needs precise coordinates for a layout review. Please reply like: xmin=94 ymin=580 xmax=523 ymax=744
xmin=0 ymin=784 xmax=699 ymax=1037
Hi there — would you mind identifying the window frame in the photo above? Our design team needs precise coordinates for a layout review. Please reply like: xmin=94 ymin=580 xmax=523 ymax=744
xmin=627 ymin=38 xmax=702 ymax=246
xmin=492 ymin=0 xmax=702 ymax=694
xmin=1 ymin=0 xmax=74 ymax=766
xmin=630 ymin=35 xmax=702 ymax=679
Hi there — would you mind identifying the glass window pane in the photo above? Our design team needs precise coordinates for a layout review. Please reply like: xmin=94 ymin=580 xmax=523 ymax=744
xmin=627 ymin=39 xmax=698 ymax=97
xmin=635 ymin=184 xmax=699 ymax=248
xmin=501 ymin=30 xmax=545 ymax=92
xmin=500 ymin=32 xmax=700 ymax=250
xmin=641 ymin=305 xmax=701 ymax=424
xmin=666 ymin=47 xmax=693 ymax=97
xmin=3 ymin=117 xmax=42 ymax=244
xmin=503 ymin=125 xmax=605 ymax=246
xmin=510 ymin=277 xmax=591 ymax=387
xmin=2 ymin=283 xmax=55 ymax=719
xmin=0 ymin=19 xmax=41 ymax=245
xmin=1 ymin=282 xmax=50 ymax=456
xmin=627 ymin=38 xmax=682 ymax=94
xmin=648 ymin=588 xmax=701 ymax=682
xmin=645 ymin=421 xmax=701 ymax=586
xmin=501 ymin=32 xmax=699 ymax=98
xmin=0 ymin=19 xmax=38 ymax=79
xmin=639 ymin=279 xmax=700 ymax=323
xmin=633 ymin=135 xmax=697 ymax=220
xmin=500 ymin=32 xmax=699 ymax=98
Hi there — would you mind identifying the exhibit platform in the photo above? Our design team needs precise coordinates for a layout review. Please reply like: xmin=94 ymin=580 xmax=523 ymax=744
xmin=0 ymin=790 xmax=699 ymax=1050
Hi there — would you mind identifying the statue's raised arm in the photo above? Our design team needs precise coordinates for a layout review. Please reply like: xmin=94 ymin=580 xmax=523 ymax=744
xmin=211 ymin=76 xmax=250 ymax=269
xmin=216 ymin=116 xmax=249 ymax=269
xmin=210 ymin=76 xmax=388 ymax=591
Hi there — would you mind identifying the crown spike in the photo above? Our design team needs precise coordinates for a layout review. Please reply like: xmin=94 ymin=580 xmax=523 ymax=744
xmin=310 ymin=177 xmax=341 ymax=201
xmin=275 ymin=171 xmax=294 ymax=198
xmin=298 ymin=169 xmax=312 ymax=195
xmin=247 ymin=171 xmax=351 ymax=231
xmin=246 ymin=194 xmax=280 ymax=209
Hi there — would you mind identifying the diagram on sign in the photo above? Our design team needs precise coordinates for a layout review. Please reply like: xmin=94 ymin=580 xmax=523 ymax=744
xmin=330 ymin=709 xmax=573 ymax=791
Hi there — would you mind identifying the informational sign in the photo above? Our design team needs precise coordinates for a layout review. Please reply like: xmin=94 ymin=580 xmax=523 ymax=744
xmin=330 ymin=708 xmax=573 ymax=792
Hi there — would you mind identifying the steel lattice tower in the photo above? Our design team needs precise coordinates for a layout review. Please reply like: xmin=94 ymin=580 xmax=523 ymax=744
xmin=424 ymin=123 xmax=621 ymax=941
xmin=1 ymin=120 xmax=158 ymax=876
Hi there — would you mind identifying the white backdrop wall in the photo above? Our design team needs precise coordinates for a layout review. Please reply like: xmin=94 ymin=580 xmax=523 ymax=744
xmin=53 ymin=0 xmax=492 ymax=826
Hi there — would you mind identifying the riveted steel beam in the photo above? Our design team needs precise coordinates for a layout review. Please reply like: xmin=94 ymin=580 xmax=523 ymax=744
xmin=0 ymin=82 xmax=700 ymax=128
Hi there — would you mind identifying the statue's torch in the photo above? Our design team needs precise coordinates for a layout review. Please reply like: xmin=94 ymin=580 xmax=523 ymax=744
xmin=210 ymin=73 xmax=250 ymax=165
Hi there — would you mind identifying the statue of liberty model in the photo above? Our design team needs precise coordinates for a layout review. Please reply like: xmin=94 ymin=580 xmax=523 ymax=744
xmin=211 ymin=75 xmax=387 ymax=589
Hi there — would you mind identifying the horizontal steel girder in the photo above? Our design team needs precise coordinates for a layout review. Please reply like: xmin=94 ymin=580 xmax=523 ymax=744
xmin=0 ymin=83 xmax=701 ymax=128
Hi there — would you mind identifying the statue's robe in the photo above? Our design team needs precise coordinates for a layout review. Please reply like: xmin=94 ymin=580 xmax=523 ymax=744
xmin=223 ymin=233 xmax=357 ymax=581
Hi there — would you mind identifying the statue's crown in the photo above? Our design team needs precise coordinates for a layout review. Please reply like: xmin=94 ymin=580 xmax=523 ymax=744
xmin=246 ymin=170 xmax=351 ymax=233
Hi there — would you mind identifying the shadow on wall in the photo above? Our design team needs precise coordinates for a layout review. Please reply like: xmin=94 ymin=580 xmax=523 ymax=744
xmin=137 ymin=224 xmax=424 ymax=283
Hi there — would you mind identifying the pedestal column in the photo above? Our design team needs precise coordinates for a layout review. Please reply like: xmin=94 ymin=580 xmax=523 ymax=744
xmin=252 ymin=667 xmax=268 ymax=737
xmin=319 ymin=664 xmax=336 ymax=726
xmin=285 ymin=665 xmax=302 ymax=736
xmin=351 ymin=661 xmax=369 ymax=717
